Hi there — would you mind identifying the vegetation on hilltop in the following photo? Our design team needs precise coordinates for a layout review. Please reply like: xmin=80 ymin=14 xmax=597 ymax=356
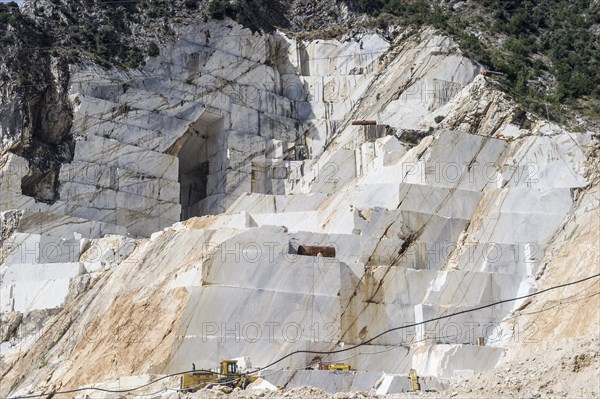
xmin=0 ymin=0 xmax=289 ymax=72
xmin=1 ymin=0 xmax=599 ymax=127
xmin=345 ymin=0 xmax=600 ymax=127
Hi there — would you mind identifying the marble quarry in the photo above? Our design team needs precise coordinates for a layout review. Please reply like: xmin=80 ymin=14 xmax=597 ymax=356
xmin=0 ymin=20 xmax=596 ymax=397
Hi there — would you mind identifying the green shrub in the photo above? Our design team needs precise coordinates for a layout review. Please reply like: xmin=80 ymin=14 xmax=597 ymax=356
xmin=184 ymin=0 xmax=198 ymax=9
xmin=147 ymin=41 xmax=159 ymax=57
xmin=434 ymin=115 xmax=445 ymax=124
xmin=128 ymin=46 xmax=144 ymax=68
xmin=346 ymin=0 xmax=600 ymax=122
xmin=1 ymin=34 xmax=14 ymax=44
xmin=208 ymin=0 xmax=236 ymax=20
xmin=148 ymin=7 xmax=168 ymax=18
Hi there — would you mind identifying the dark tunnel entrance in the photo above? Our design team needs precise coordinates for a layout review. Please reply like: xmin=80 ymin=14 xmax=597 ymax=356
xmin=172 ymin=112 xmax=225 ymax=220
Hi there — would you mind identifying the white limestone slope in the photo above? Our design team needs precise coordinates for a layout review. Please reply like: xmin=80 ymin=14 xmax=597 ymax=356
xmin=0 ymin=20 xmax=597 ymax=398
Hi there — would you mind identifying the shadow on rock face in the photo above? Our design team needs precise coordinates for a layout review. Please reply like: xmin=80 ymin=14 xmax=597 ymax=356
xmin=15 ymin=59 xmax=74 ymax=204
xmin=0 ymin=3 xmax=75 ymax=204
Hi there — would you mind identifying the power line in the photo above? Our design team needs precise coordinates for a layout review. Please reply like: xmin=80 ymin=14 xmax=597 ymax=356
xmin=7 ymin=371 xmax=192 ymax=399
xmin=122 ymin=289 xmax=600 ymax=398
xmin=7 ymin=273 xmax=599 ymax=399
xmin=248 ymin=272 xmax=600 ymax=373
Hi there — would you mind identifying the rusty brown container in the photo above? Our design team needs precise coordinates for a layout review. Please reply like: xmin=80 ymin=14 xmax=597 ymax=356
xmin=297 ymin=245 xmax=336 ymax=258
xmin=351 ymin=120 xmax=377 ymax=126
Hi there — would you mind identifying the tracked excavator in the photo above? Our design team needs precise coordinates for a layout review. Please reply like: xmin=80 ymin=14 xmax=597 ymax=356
xmin=180 ymin=360 xmax=257 ymax=391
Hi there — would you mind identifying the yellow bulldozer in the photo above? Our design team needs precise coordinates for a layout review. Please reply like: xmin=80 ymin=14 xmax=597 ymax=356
xmin=327 ymin=363 xmax=351 ymax=371
xmin=180 ymin=359 xmax=257 ymax=391
xmin=315 ymin=362 xmax=352 ymax=371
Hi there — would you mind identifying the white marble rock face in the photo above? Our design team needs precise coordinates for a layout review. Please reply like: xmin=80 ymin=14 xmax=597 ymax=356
xmin=0 ymin=21 xmax=596 ymax=397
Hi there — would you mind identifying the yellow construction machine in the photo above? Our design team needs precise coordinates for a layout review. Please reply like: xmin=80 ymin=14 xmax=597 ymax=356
xmin=180 ymin=360 xmax=257 ymax=391
xmin=327 ymin=363 xmax=351 ymax=371
xmin=315 ymin=362 xmax=351 ymax=371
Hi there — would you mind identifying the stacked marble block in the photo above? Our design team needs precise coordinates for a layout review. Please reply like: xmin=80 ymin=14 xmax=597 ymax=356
xmin=345 ymin=130 xmax=587 ymax=377
xmin=166 ymin=226 xmax=343 ymax=372
xmin=0 ymin=25 xmax=390 ymax=362
xmin=0 ymin=196 xmax=139 ymax=316
xmin=60 ymin=134 xmax=181 ymax=237
xmin=263 ymin=369 xmax=445 ymax=394
xmin=358 ymin=131 xmax=587 ymax=378
xmin=242 ymin=34 xmax=394 ymax=197
xmin=280 ymin=34 xmax=390 ymax=157
xmin=0 ymin=227 xmax=137 ymax=361
xmin=216 ymin=129 xmax=589 ymax=381
xmin=1 ymin=21 xmax=592 ymax=390
xmin=0 ymin=232 xmax=84 ymax=314
xmin=168 ymin=132 xmax=476 ymax=376
xmin=0 ymin=153 xmax=129 ymax=238
xmin=49 ymin=25 xmax=293 ymax=230
xmin=2 ymin=23 xmax=394 ymax=241
xmin=75 ymin=23 xmax=392 ymax=218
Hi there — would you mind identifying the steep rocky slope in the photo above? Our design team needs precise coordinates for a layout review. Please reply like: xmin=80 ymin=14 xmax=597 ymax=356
xmin=1 ymin=3 xmax=599 ymax=399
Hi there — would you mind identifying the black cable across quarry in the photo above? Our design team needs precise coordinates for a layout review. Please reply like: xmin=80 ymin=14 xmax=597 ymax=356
xmin=7 ymin=273 xmax=599 ymax=399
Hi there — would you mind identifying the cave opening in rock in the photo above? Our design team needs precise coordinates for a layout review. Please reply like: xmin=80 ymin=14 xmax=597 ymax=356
xmin=173 ymin=111 xmax=226 ymax=220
